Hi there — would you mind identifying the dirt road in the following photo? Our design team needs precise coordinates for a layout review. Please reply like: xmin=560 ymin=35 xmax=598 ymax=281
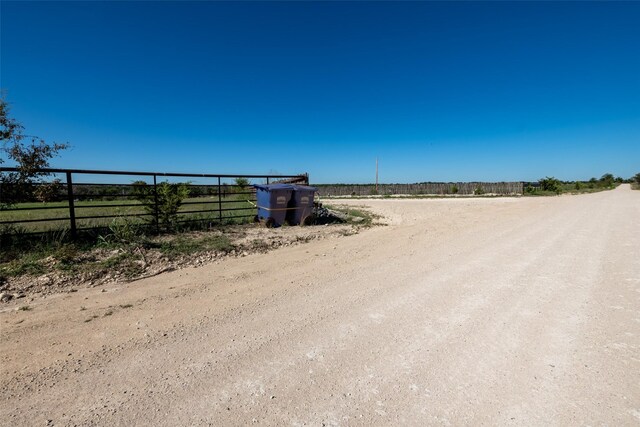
xmin=2 ymin=185 xmax=639 ymax=426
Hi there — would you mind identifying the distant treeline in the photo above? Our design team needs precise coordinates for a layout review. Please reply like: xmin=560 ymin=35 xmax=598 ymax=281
xmin=0 ymin=182 xmax=254 ymax=203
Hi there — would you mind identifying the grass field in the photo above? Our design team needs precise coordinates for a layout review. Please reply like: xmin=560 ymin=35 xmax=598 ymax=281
xmin=0 ymin=194 xmax=256 ymax=233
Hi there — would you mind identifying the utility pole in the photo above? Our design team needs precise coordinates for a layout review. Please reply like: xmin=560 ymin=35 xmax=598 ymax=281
xmin=375 ymin=157 xmax=379 ymax=194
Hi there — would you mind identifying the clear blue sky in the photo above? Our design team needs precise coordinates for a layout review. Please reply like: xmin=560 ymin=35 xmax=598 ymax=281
xmin=1 ymin=1 xmax=639 ymax=183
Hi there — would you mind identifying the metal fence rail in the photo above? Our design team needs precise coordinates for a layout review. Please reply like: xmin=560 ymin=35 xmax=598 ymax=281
xmin=0 ymin=167 xmax=308 ymax=238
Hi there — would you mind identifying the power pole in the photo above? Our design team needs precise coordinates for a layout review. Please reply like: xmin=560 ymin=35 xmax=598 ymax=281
xmin=375 ymin=157 xmax=379 ymax=194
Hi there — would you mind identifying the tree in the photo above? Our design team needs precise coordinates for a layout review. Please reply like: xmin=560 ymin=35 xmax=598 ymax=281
xmin=234 ymin=177 xmax=250 ymax=193
xmin=538 ymin=176 xmax=562 ymax=194
xmin=34 ymin=179 xmax=63 ymax=202
xmin=1 ymin=97 xmax=68 ymax=207
xmin=633 ymin=173 xmax=640 ymax=184
xmin=132 ymin=180 xmax=190 ymax=232
xmin=599 ymin=173 xmax=615 ymax=188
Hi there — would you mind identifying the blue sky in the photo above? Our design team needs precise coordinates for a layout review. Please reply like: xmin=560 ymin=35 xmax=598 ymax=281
xmin=1 ymin=1 xmax=639 ymax=183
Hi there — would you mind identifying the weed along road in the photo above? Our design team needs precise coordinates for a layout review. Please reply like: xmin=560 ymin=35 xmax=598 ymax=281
xmin=1 ymin=185 xmax=639 ymax=426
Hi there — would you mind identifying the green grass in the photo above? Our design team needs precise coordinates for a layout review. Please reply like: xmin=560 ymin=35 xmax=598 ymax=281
xmin=159 ymin=234 xmax=234 ymax=258
xmin=0 ymin=252 xmax=47 ymax=277
xmin=0 ymin=195 xmax=256 ymax=233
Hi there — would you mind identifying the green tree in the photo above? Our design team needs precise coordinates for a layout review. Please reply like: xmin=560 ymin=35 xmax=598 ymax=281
xmin=600 ymin=173 xmax=615 ymax=188
xmin=538 ymin=176 xmax=562 ymax=194
xmin=1 ymin=97 xmax=68 ymax=207
xmin=233 ymin=177 xmax=250 ymax=193
xmin=132 ymin=180 xmax=190 ymax=232
xmin=131 ymin=180 xmax=149 ymax=198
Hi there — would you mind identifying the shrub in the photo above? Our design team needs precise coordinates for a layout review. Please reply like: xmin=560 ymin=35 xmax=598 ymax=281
xmin=474 ymin=186 xmax=485 ymax=195
xmin=538 ymin=176 xmax=562 ymax=194
xmin=233 ymin=177 xmax=250 ymax=194
xmin=600 ymin=173 xmax=615 ymax=188
xmin=99 ymin=215 xmax=145 ymax=246
xmin=132 ymin=181 xmax=190 ymax=232
xmin=234 ymin=177 xmax=249 ymax=187
xmin=451 ymin=185 xmax=459 ymax=194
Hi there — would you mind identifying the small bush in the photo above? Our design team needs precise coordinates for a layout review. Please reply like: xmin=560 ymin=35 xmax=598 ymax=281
xmin=600 ymin=173 xmax=615 ymax=188
xmin=99 ymin=215 xmax=146 ymax=246
xmin=132 ymin=181 xmax=190 ymax=232
xmin=538 ymin=177 xmax=562 ymax=194
xmin=474 ymin=186 xmax=485 ymax=195
xmin=233 ymin=177 xmax=250 ymax=193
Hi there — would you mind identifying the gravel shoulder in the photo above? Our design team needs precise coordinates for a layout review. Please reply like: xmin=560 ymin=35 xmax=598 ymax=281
xmin=1 ymin=185 xmax=639 ymax=426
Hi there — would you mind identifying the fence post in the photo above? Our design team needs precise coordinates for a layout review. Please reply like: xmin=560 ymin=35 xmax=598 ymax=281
xmin=266 ymin=177 xmax=270 ymax=185
xmin=217 ymin=177 xmax=222 ymax=223
xmin=153 ymin=174 xmax=160 ymax=233
xmin=65 ymin=172 xmax=77 ymax=240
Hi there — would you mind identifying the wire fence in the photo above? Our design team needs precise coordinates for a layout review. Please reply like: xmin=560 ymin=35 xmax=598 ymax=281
xmin=0 ymin=167 xmax=308 ymax=238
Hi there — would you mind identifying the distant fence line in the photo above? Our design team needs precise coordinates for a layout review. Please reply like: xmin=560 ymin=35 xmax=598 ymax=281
xmin=314 ymin=182 xmax=524 ymax=197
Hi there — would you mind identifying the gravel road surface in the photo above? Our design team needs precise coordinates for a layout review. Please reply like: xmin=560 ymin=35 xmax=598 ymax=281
xmin=1 ymin=185 xmax=639 ymax=426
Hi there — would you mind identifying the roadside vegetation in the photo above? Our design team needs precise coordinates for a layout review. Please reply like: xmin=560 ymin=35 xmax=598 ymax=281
xmin=632 ymin=173 xmax=640 ymax=190
xmin=322 ymin=204 xmax=381 ymax=227
xmin=524 ymin=174 xmax=629 ymax=196
xmin=0 ymin=211 xmax=368 ymax=301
